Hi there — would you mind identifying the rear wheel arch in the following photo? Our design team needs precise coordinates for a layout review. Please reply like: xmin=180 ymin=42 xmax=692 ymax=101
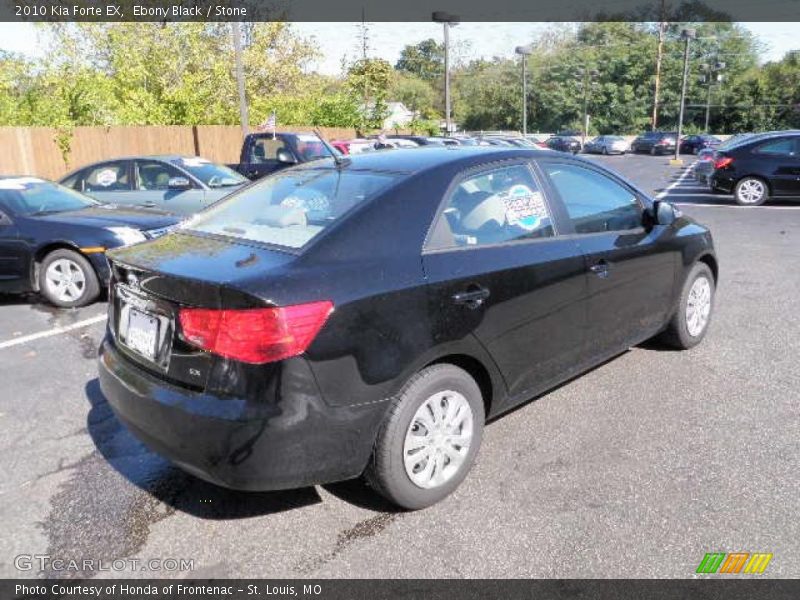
xmin=425 ymin=353 xmax=497 ymax=419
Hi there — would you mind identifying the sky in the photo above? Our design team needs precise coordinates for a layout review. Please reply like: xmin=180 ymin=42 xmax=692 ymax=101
xmin=0 ymin=21 xmax=797 ymax=74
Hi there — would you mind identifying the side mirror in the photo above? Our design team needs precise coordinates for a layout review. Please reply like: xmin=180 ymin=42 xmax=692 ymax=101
xmin=276 ymin=148 xmax=297 ymax=164
xmin=168 ymin=176 xmax=192 ymax=190
xmin=652 ymin=200 xmax=678 ymax=226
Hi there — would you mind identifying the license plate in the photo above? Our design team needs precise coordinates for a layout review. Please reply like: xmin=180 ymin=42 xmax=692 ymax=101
xmin=124 ymin=308 xmax=159 ymax=360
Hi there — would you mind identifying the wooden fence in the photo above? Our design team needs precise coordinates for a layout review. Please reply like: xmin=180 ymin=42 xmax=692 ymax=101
xmin=0 ymin=125 xmax=367 ymax=180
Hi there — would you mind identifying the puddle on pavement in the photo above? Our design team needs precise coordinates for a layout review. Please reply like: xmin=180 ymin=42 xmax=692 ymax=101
xmin=41 ymin=388 xmax=183 ymax=579
xmin=294 ymin=513 xmax=397 ymax=575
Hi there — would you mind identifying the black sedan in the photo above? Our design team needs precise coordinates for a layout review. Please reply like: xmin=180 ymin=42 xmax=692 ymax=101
xmin=98 ymin=147 xmax=717 ymax=509
xmin=545 ymin=136 xmax=582 ymax=154
xmin=679 ymin=134 xmax=722 ymax=155
xmin=630 ymin=131 xmax=677 ymax=155
xmin=0 ymin=177 xmax=179 ymax=307
xmin=710 ymin=131 xmax=800 ymax=205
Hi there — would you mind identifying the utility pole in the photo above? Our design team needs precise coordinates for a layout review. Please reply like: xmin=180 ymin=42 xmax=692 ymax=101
xmin=515 ymin=45 xmax=533 ymax=135
xmin=702 ymin=61 xmax=725 ymax=132
xmin=231 ymin=22 xmax=249 ymax=137
xmin=674 ymin=28 xmax=696 ymax=162
xmin=577 ymin=67 xmax=599 ymax=146
xmin=651 ymin=0 xmax=667 ymax=130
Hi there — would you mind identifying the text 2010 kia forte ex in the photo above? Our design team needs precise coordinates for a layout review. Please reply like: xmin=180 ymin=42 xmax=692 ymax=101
xmin=98 ymin=147 xmax=717 ymax=509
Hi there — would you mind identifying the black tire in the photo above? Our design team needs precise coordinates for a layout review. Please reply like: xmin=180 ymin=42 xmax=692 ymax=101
xmin=658 ymin=262 xmax=715 ymax=350
xmin=733 ymin=176 xmax=769 ymax=206
xmin=365 ymin=364 xmax=485 ymax=510
xmin=38 ymin=248 xmax=100 ymax=308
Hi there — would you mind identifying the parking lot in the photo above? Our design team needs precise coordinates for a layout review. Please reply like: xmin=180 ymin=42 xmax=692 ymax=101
xmin=1 ymin=152 xmax=798 ymax=579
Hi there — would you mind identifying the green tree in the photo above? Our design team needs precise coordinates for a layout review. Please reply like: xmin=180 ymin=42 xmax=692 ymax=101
xmin=346 ymin=58 xmax=393 ymax=130
xmin=395 ymin=39 xmax=445 ymax=82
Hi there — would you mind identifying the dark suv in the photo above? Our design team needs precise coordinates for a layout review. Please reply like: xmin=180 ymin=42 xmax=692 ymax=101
xmin=710 ymin=131 xmax=800 ymax=205
xmin=631 ymin=132 xmax=678 ymax=155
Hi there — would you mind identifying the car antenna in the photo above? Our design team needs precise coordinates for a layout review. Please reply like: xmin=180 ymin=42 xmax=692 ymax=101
xmin=314 ymin=127 xmax=350 ymax=169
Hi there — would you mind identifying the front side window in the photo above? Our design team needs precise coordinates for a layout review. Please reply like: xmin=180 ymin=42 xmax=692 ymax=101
xmin=186 ymin=168 xmax=399 ymax=250
xmin=135 ymin=160 xmax=188 ymax=191
xmin=172 ymin=157 xmax=245 ymax=188
xmin=544 ymin=163 xmax=642 ymax=234
xmin=434 ymin=164 xmax=555 ymax=248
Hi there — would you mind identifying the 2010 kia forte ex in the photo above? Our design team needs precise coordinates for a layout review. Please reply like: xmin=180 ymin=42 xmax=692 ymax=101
xmin=98 ymin=147 xmax=718 ymax=510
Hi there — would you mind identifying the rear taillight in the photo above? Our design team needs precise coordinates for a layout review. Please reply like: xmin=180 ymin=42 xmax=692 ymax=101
xmin=714 ymin=156 xmax=734 ymax=170
xmin=179 ymin=301 xmax=333 ymax=364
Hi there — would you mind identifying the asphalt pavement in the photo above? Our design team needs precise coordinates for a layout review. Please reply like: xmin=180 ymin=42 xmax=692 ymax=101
xmin=1 ymin=152 xmax=798 ymax=579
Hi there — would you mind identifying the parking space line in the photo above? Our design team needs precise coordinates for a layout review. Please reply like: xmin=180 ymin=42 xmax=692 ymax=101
xmin=0 ymin=315 xmax=107 ymax=350
xmin=655 ymin=165 xmax=693 ymax=199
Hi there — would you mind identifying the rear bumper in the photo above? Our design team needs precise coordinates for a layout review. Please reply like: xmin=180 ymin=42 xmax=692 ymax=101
xmin=98 ymin=337 xmax=388 ymax=491
xmin=710 ymin=172 xmax=735 ymax=193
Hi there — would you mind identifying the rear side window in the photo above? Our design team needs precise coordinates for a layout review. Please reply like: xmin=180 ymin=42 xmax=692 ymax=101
xmin=754 ymin=138 xmax=796 ymax=156
xmin=543 ymin=164 xmax=642 ymax=234
xmin=186 ymin=168 xmax=398 ymax=250
xmin=82 ymin=161 xmax=132 ymax=192
xmin=433 ymin=163 xmax=555 ymax=248
xmin=249 ymin=138 xmax=288 ymax=163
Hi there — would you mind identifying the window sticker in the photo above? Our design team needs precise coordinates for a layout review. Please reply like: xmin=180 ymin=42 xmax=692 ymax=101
xmin=498 ymin=184 xmax=551 ymax=231
xmin=95 ymin=169 xmax=118 ymax=187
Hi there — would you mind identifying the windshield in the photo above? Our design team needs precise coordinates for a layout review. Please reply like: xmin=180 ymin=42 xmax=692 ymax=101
xmin=186 ymin=168 xmax=400 ymax=249
xmin=172 ymin=157 xmax=246 ymax=188
xmin=0 ymin=178 xmax=98 ymax=215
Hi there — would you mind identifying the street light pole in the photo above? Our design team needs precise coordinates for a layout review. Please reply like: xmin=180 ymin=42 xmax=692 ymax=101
xmin=702 ymin=61 xmax=725 ymax=133
xmin=231 ymin=22 xmax=249 ymax=137
xmin=674 ymin=28 xmax=696 ymax=162
xmin=433 ymin=12 xmax=459 ymax=134
xmin=515 ymin=45 xmax=533 ymax=136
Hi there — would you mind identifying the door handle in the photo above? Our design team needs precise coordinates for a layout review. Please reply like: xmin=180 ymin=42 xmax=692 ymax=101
xmin=589 ymin=260 xmax=611 ymax=278
xmin=142 ymin=201 xmax=156 ymax=207
xmin=452 ymin=286 xmax=490 ymax=309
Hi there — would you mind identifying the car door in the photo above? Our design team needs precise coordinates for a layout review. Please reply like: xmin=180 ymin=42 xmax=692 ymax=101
xmin=751 ymin=137 xmax=800 ymax=196
xmin=422 ymin=161 xmax=587 ymax=408
xmin=538 ymin=160 xmax=678 ymax=361
xmin=0 ymin=206 xmax=26 ymax=291
xmin=79 ymin=160 xmax=136 ymax=206
xmin=133 ymin=159 xmax=206 ymax=215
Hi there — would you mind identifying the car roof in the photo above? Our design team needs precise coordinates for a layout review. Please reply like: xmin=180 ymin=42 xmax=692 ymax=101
xmin=289 ymin=146 xmax=560 ymax=175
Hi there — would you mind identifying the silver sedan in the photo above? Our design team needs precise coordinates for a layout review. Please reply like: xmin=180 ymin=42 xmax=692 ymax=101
xmin=584 ymin=135 xmax=629 ymax=155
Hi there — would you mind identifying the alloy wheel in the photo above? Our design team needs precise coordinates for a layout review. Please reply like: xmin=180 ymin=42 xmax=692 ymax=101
xmin=45 ymin=258 xmax=87 ymax=303
xmin=737 ymin=179 xmax=766 ymax=205
xmin=686 ymin=276 xmax=712 ymax=337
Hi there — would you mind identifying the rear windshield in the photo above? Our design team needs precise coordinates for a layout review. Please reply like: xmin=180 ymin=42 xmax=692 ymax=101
xmin=186 ymin=168 xmax=399 ymax=249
